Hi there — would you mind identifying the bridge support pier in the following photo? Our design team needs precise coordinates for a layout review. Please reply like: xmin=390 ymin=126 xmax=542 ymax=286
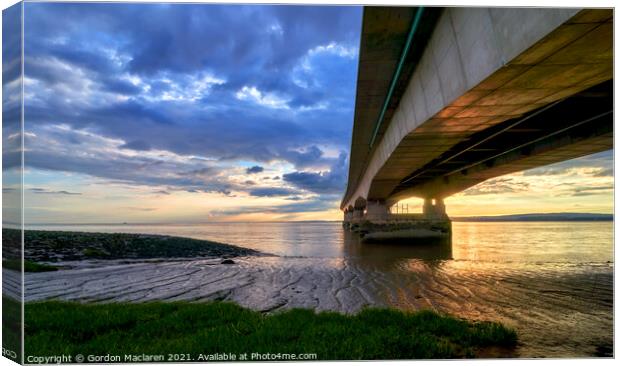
xmin=344 ymin=205 xmax=364 ymax=230
xmin=423 ymin=198 xmax=448 ymax=220
xmin=365 ymin=200 xmax=389 ymax=223
xmin=342 ymin=209 xmax=354 ymax=228
xmin=343 ymin=197 xmax=451 ymax=243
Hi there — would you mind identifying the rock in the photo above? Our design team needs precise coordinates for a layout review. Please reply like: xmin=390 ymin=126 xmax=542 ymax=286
xmin=221 ymin=259 xmax=235 ymax=265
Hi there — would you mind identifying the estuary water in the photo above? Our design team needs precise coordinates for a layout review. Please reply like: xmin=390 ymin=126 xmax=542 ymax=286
xmin=28 ymin=221 xmax=613 ymax=358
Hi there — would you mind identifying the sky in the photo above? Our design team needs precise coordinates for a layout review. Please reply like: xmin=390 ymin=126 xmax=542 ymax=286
xmin=6 ymin=2 xmax=613 ymax=223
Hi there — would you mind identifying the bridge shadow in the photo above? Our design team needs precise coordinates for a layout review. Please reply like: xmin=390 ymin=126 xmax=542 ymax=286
xmin=342 ymin=229 xmax=452 ymax=270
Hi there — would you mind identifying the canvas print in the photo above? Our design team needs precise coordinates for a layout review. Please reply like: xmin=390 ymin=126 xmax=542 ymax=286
xmin=1 ymin=1 xmax=614 ymax=363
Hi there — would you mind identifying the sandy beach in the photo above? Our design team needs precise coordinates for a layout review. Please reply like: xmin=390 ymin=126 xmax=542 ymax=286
xmin=4 ymin=251 xmax=613 ymax=358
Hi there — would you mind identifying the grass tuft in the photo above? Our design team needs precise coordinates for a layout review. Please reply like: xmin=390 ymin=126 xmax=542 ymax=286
xmin=3 ymin=259 xmax=60 ymax=272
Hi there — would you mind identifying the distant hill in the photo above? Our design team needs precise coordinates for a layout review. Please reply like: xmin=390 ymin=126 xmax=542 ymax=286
xmin=453 ymin=213 xmax=613 ymax=222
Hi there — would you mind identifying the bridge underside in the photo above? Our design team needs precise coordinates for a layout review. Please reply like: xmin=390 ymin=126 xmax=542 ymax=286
xmin=341 ymin=7 xmax=612 ymax=240
xmin=388 ymin=79 xmax=613 ymax=203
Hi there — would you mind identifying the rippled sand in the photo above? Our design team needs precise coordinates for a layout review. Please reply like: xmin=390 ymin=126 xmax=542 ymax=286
xmin=5 ymin=254 xmax=612 ymax=358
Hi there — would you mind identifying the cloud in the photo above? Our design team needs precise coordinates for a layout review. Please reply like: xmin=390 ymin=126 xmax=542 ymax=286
xmin=248 ymin=187 xmax=297 ymax=197
xmin=457 ymin=149 xmax=614 ymax=205
xmin=21 ymin=123 xmax=350 ymax=222
xmin=23 ymin=125 xmax=236 ymax=195
xmin=22 ymin=3 xmax=361 ymax=174
xmin=235 ymin=86 xmax=290 ymax=109
xmin=283 ymin=152 xmax=347 ymax=194
xmin=523 ymin=150 xmax=613 ymax=178
xmin=281 ymin=145 xmax=324 ymax=168
xmin=593 ymin=168 xmax=613 ymax=177
xmin=28 ymin=188 xmax=82 ymax=195
xmin=120 ymin=140 xmax=152 ymax=151
xmin=572 ymin=185 xmax=614 ymax=196
xmin=122 ymin=207 xmax=158 ymax=212
xmin=246 ymin=166 xmax=264 ymax=174
xmin=177 ymin=167 xmax=218 ymax=181
xmin=19 ymin=3 xmax=363 ymax=220
xmin=461 ymin=178 xmax=530 ymax=196
xmin=522 ymin=167 xmax=568 ymax=176
xmin=211 ymin=196 xmax=339 ymax=216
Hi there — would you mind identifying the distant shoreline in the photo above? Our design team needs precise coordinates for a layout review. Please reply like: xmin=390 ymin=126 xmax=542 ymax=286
xmin=452 ymin=213 xmax=613 ymax=222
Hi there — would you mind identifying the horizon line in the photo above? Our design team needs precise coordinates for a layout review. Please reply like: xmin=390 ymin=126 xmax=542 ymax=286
xmin=4 ymin=212 xmax=613 ymax=226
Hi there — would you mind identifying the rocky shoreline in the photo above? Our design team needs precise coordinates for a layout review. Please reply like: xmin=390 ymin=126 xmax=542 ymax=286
xmin=3 ymin=229 xmax=263 ymax=264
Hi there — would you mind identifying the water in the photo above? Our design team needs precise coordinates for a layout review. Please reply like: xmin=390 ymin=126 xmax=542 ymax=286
xmin=30 ymin=221 xmax=613 ymax=262
xmin=29 ymin=221 xmax=613 ymax=357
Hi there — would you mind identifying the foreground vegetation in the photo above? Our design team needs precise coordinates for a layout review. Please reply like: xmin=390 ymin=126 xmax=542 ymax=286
xmin=23 ymin=300 xmax=516 ymax=360
xmin=2 ymin=297 xmax=21 ymax=362
xmin=3 ymin=259 xmax=60 ymax=272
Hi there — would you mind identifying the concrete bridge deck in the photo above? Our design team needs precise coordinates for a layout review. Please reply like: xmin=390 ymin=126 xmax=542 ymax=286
xmin=341 ymin=7 xmax=612 ymax=232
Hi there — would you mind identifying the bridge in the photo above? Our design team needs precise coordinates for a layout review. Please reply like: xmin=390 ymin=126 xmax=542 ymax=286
xmin=341 ymin=7 xmax=612 ymax=239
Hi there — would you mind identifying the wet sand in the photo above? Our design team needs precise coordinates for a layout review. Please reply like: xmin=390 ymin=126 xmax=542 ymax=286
xmin=4 ymin=253 xmax=612 ymax=358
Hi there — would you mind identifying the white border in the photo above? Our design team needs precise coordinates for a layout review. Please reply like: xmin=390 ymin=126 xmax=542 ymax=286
xmin=0 ymin=1 xmax=616 ymax=366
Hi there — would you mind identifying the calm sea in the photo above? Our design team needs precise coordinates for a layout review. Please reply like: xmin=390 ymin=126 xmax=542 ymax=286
xmin=30 ymin=221 xmax=613 ymax=357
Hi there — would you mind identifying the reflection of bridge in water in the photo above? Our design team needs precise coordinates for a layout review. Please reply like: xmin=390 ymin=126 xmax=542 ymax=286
xmin=341 ymin=7 xmax=612 ymax=239
xmin=342 ymin=229 xmax=452 ymax=269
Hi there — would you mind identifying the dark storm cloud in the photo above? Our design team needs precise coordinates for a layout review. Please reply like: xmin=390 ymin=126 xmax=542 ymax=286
xmin=281 ymin=145 xmax=324 ymax=168
xmin=246 ymin=166 xmax=264 ymax=174
xmin=126 ymin=5 xmax=359 ymax=78
xmin=283 ymin=152 xmax=348 ymax=194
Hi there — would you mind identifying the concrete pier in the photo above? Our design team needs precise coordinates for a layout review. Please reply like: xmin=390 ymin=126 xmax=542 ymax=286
xmin=365 ymin=201 xmax=390 ymax=223
xmin=343 ymin=198 xmax=451 ymax=243
xmin=423 ymin=198 xmax=448 ymax=220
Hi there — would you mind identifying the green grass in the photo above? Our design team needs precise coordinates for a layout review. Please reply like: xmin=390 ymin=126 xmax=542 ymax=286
xmin=2 ymin=297 xmax=22 ymax=362
xmin=82 ymin=247 xmax=109 ymax=258
xmin=24 ymin=300 xmax=517 ymax=360
xmin=3 ymin=259 xmax=60 ymax=272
